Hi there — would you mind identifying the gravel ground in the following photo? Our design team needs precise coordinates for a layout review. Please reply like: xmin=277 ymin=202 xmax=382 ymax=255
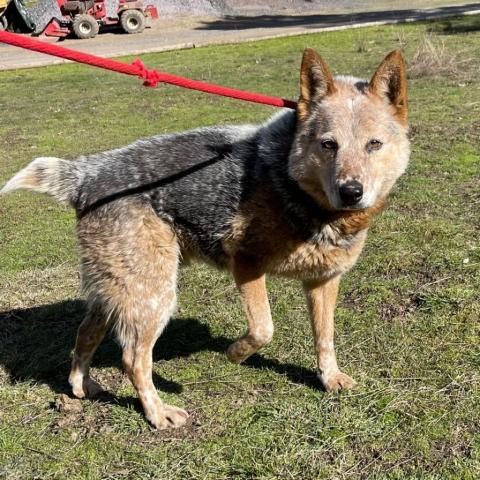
xmin=223 ymin=0 xmax=365 ymax=15
xmin=160 ymin=0 xmax=473 ymax=16
xmin=157 ymin=0 xmax=366 ymax=16
xmin=152 ymin=0 xmax=228 ymax=16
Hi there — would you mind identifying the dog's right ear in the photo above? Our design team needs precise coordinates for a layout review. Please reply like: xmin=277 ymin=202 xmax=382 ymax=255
xmin=298 ymin=48 xmax=335 ymax=121
xmin=369 ymin=50 xmax=408 ymax=124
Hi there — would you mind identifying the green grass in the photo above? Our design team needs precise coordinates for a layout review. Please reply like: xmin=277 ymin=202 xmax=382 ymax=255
xmin=1 ymin=16 xmax=479 ymax=479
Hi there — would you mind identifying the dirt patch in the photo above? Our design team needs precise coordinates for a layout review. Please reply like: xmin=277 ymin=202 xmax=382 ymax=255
xmin=134 ymin=414 xmax=203 ymax=444
xmin=346 ymin=288 xmax=421 ymax=322
xmin=50 ymin=387 xmax=203 ymax=441
xmin=377 ymin=293 xmax=420 ymax=322
xmin=54 ymin=393 xmax=83 ymax=415
xmin=50 ymin=393 xmax=115 ymax=438
xmin=341 ymin=265 xmax=458 ymax=323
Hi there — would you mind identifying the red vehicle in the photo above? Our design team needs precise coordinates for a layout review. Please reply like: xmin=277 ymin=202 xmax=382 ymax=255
xmin=42 ymin=0 xmax=158 ymax=39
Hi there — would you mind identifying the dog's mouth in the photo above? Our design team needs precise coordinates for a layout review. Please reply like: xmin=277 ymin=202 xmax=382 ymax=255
xmin=325 ymin=192 xmax=363 ymax=211
xmin=331 ymin=202 xmax=370 ymax=212
xmin=318 ymin=193 xmax=370 ymax=212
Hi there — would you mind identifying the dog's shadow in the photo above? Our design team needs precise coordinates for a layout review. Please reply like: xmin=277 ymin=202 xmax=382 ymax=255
xmin=0 ymin=300 xmax=320 ymax=409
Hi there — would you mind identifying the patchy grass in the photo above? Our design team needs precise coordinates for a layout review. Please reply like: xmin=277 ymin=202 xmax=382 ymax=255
xmin=1 ymin=15 xmax=479 ymax=480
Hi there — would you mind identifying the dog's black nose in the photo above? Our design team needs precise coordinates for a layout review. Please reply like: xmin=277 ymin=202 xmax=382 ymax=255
xmin=339 ymin=180 xmax=363 ymax=206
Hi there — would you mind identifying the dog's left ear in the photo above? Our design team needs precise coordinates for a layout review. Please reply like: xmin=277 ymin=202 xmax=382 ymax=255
xmin=369 ymin=50 xmax=408 ymax=124
xmin=298 ymin=48 xmax=336 ymax=121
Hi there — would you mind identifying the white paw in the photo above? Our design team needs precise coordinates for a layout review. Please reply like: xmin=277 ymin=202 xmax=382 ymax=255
xmin=319 ymin=370 xmax=357 ymax=392
xmin=226 ymin=341 xmax=252 ymax=364
xmin=148 ymin=404 xmax=189 ymax=430
xmin=70 ymin=376 xmax=103 ymax=399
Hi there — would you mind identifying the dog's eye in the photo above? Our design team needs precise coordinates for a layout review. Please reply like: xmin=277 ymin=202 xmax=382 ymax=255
xmin=321 ymin=140 xmax=338 ymax=150
xmin=367 ymin=139 xmax=383 ymax=151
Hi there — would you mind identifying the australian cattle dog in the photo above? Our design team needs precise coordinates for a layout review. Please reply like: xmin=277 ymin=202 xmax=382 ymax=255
xmin=2 ymin=49 xmax=410 ymax=429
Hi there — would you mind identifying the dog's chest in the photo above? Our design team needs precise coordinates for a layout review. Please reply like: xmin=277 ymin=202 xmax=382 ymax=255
xmin=267 ymin=227 xmax=367 ymax=280
xmin=223 ymin=204 xmax=367 ymax=280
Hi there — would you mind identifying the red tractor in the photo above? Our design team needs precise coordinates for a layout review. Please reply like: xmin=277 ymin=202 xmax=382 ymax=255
xmin=41 ymin=0 xmax=158 ymax=39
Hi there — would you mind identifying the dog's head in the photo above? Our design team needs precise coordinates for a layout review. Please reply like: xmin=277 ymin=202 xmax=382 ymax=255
xmin=289 ymin=49 xmax=410 ymax=211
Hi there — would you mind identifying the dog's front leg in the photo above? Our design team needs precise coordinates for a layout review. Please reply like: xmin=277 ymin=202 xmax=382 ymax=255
xmin=227 ymin=260 xmax=273 ymax=363
xmin=303 ymin=276 xmax=357 ymax=392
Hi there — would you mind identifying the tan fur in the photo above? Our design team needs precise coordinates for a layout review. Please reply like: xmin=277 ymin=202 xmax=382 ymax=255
xmin=291 ymin=76 xmax=409 ymax=212
xmin=219 ymin=50 xmax=408 ymax=396
xmin=0 ymin=157 xmax=74 ymax=203
xmin=69 ymin=302 xmax=109 ymax=399
xmin=1 ymin=166 xmax=39 ymax=192
xmin=227 ymin=262 xmax=273 ymax=363
xmin=73 ymin=199 xmax=188 ymax=429
xmin=223 ymin=183 xmax=373 ymax=281
xmin=303 ymin=276 xmax=356 ymax=391
xmin=66 ymin=50 xmax=409 ymax=429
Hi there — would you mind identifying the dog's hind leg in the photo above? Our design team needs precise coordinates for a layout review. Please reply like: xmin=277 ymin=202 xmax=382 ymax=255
xmin=117 ymin=219 xmax=188 ymax=429
xmin=227 ymin=259 xmax=273 ymax=363
xmin=69 ymin=301 xmax=109 ymax=398
xmin=76 ymin=200 xmax=188 ymax=428
xmin=121 ymin=293 xmax=189 ymax=430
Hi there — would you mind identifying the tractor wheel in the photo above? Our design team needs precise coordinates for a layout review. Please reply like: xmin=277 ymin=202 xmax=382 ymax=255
xmin=72 ymin=14 xmax=99 ymax=39
xmin=120 ymin=10 xmax=145 ymax=34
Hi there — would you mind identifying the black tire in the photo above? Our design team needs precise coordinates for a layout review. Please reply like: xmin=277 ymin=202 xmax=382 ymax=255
xmin=120 ymin=10 xmax=145 ymax=34
xmin=72 ymin=14 xmax=99 ymax=39
xmin=0 ymin=16 xmax=7 ymax=31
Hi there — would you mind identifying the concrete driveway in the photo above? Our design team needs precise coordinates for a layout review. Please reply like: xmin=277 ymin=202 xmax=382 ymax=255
xmin=0 ymin=2 xmax=479 ymax=70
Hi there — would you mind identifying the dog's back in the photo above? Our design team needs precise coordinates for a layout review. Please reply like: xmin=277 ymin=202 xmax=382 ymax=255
xmin=2 ymin=111 xmax=302 ymax=265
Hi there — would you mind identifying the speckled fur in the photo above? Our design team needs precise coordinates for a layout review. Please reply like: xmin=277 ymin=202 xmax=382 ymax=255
xmin=1 ymin=49 xmax=410 ymax=429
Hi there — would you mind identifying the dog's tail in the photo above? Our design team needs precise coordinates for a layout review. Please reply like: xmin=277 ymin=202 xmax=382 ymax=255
xmin=1 ymin=157 xmax=82 ymax=205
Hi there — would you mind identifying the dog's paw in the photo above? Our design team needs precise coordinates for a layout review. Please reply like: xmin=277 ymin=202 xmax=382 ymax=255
xmin=148 ymin=404 xmax=189 ymax=430
xmin=226 ymin=341 xmax=251 ymax=364
xmin=70 ymin=377 xmax=103 ymax=399
xmin=319 ymin=370 xmax=357 ymax=392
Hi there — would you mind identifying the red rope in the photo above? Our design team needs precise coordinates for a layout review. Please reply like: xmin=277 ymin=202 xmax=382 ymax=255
xmin=0 ymin=31 xmax=297 ymax=109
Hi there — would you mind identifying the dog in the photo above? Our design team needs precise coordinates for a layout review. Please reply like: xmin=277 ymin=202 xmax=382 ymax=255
xmin=1 ymin=49 xmax=410 ymax=429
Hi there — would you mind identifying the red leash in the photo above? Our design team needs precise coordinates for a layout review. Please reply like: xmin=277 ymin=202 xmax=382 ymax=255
xmin=0 ymin=31 xmax=297 ymax=109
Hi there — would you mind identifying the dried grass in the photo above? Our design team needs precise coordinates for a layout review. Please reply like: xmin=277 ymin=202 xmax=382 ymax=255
xmin=408 ymin=35 xmax=468 ymax=79
xmin=394 ymin=28 xmax=408 ymax=48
